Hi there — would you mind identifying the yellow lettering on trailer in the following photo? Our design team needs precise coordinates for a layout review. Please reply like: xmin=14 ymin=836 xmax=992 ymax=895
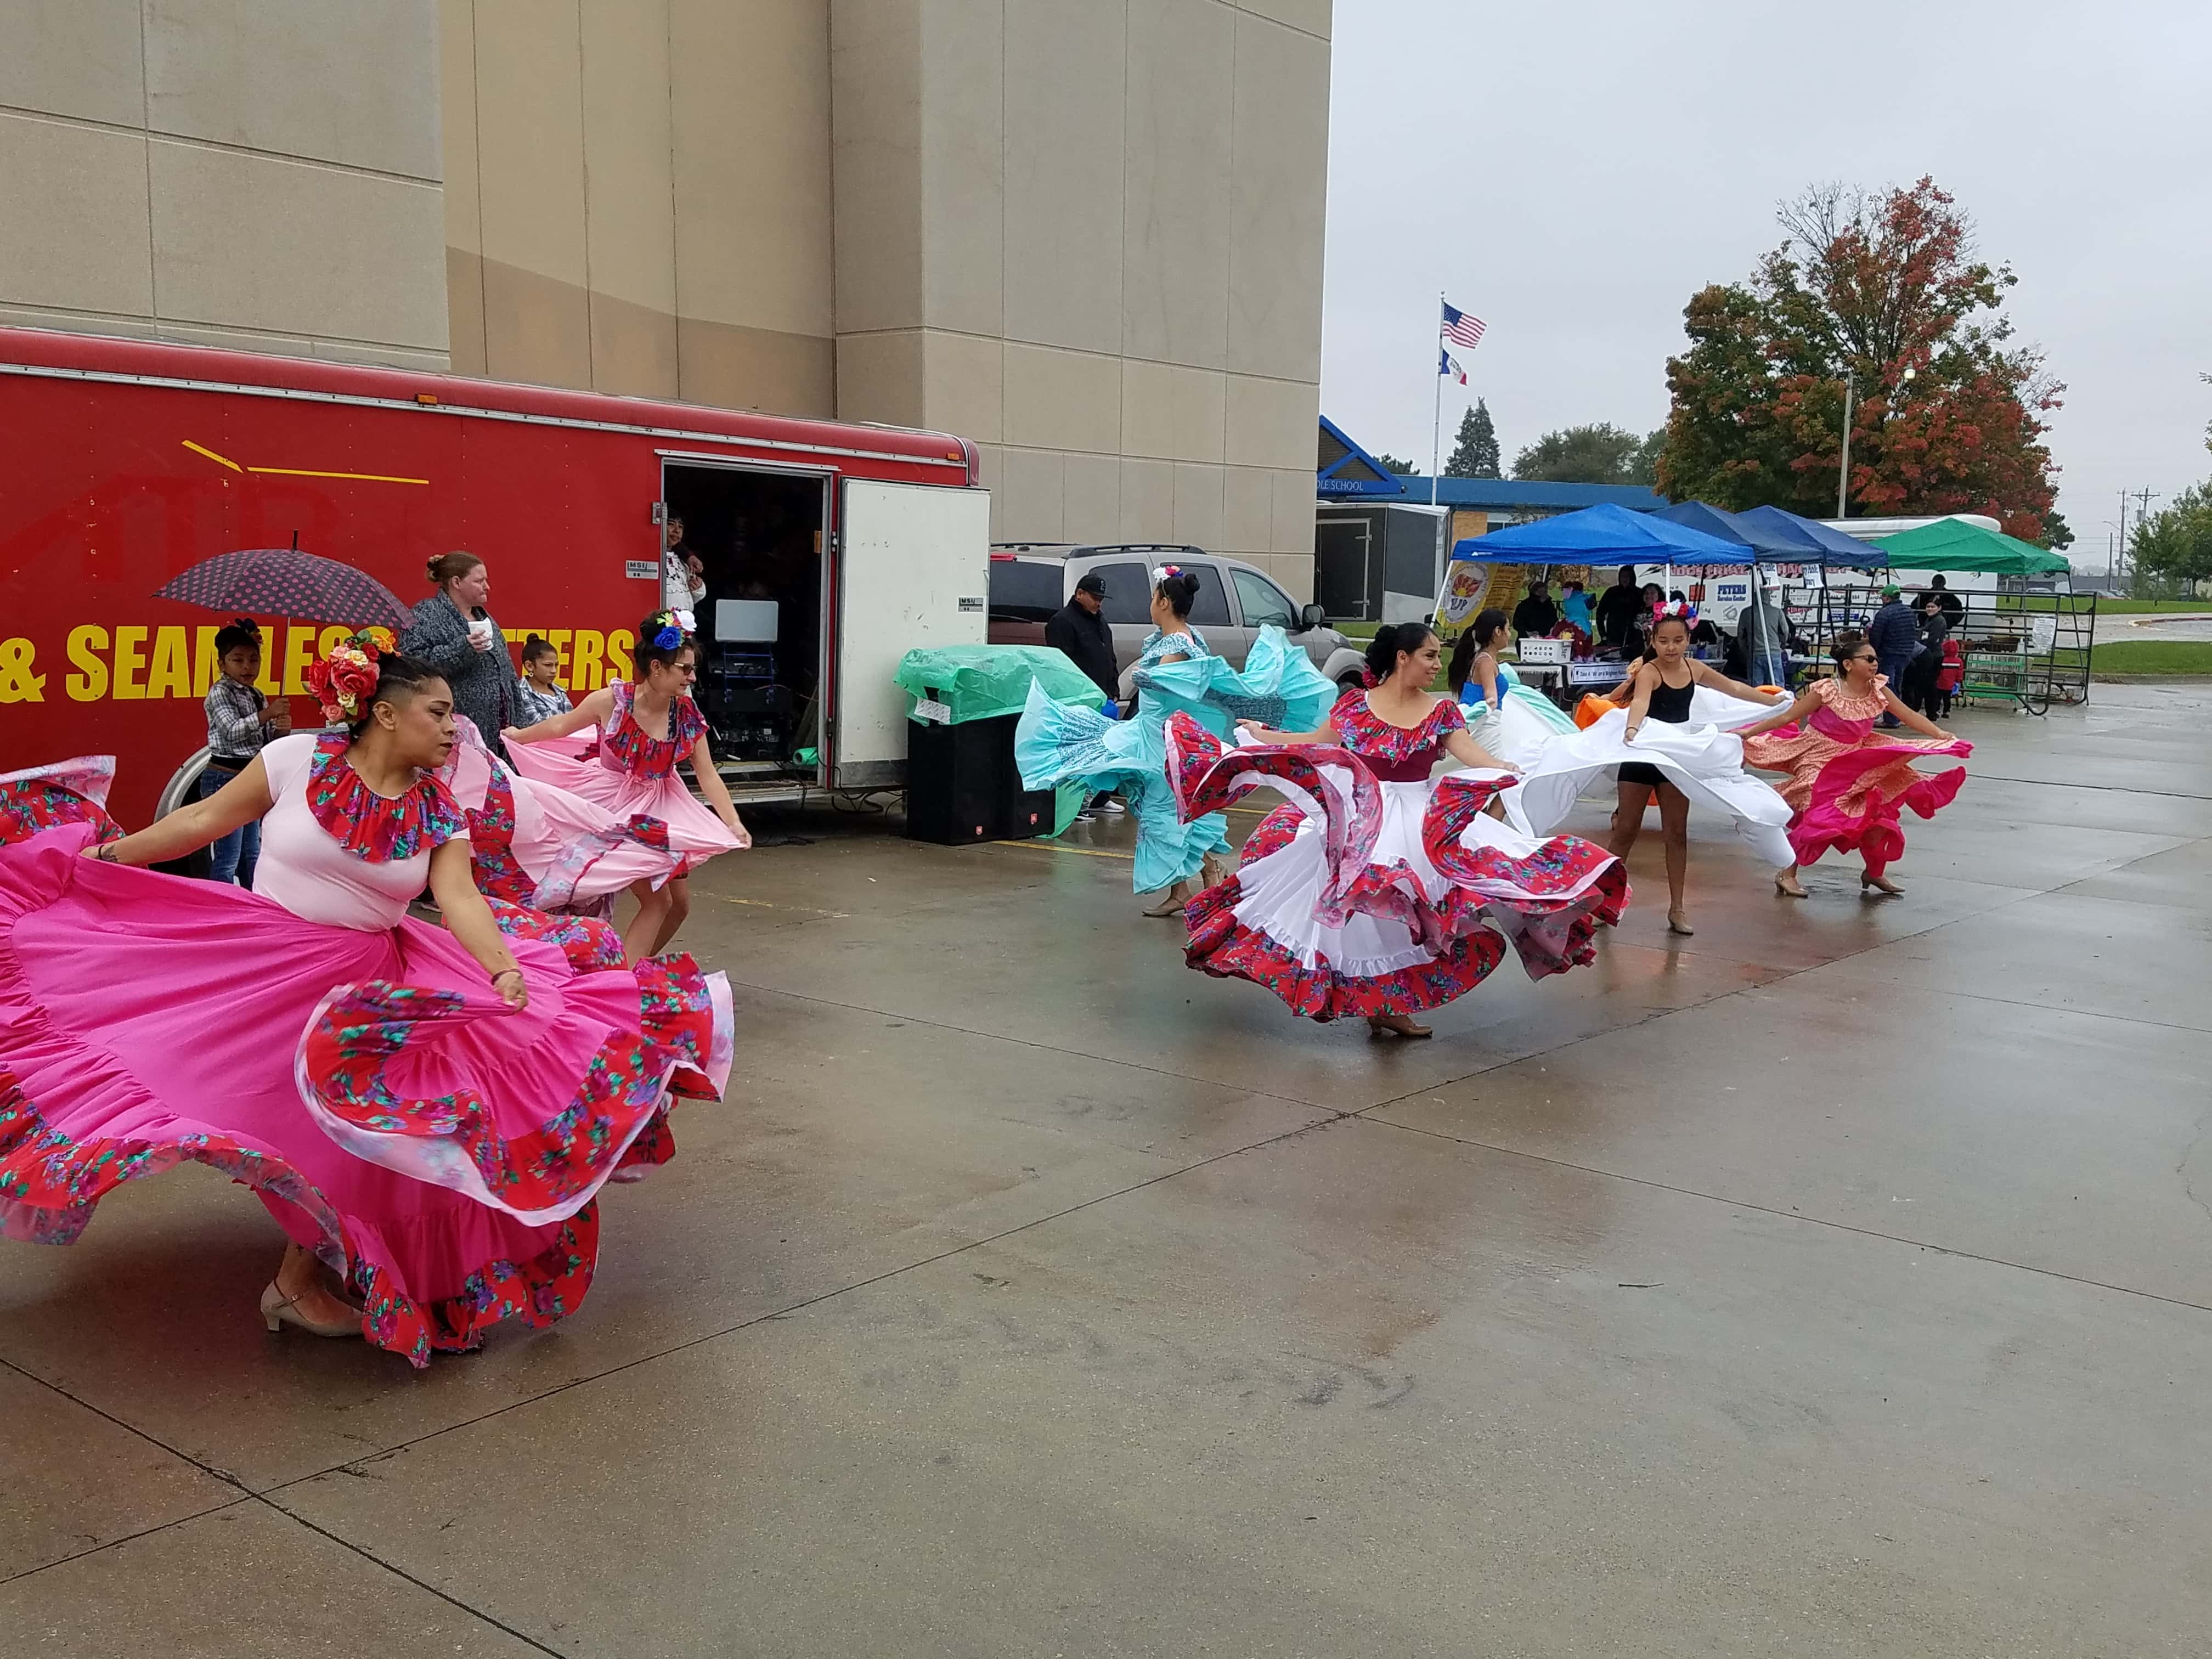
xmin=111 ymin=626 xmax=148 ymax=700
xmin=0 ymin=638 xmax=44 ymax=703
xmin=146 ymin=626 xmax=193 ymax=700
xmin=66 ymin=626 xmax=109 ymax=701
xmin=571 ymin=629 xmax=605 ymax=691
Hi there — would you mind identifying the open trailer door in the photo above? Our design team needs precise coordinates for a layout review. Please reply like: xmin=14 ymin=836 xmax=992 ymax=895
xmin=830 ymin=478 xmax=991 ymax=789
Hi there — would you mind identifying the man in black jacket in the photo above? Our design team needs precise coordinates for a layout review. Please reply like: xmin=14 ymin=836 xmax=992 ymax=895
xmin=1595 ymin=565 xmax=1643 ymax=651
xmin=1511 ymin=579 xmax=1559 ymax=640
xmin=1045 ymin=572 xmax=1119 ymax=699
xmin=1043 ymin=572 xmax=1124 ymax=820
xmin=1866 ymin=585 xmax=1922 ymax=726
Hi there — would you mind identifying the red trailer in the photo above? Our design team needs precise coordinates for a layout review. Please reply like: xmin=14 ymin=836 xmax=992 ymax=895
xmin=0 ymin=326 xmax=990 ymax=826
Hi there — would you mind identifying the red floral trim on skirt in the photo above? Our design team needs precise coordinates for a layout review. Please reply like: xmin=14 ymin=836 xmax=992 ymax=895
xmin=1182 ymin=874 xmax=1509 ymax=1020
xmin=0 ymin=1069 xmax=598 ymax=1369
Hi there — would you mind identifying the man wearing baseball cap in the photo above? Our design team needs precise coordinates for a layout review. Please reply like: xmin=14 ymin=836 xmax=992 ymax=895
xmin=1045 ymin=570 xmax=1127 ymax=819
xmin=1866 ymin=583 xmax=1921 ymax=728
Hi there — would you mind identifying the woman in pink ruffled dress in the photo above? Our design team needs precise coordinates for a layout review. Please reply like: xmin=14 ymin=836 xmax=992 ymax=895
xmin=0 ymin=639 xmax=731 ymax=1367
xmin=504 ymin=610 xmax=747 ymax=961
xmin=1167 ymin=623 xmax=1628 ymax=1038
xmin=438 ymin=716 xmax=682 ymax=944
xmin=1739 ymin=629 xmax=1970 ymax=898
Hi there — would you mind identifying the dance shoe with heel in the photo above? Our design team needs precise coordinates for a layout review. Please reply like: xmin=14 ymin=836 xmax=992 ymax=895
xmin=1666 ymin=908 xmax=1695 ymax=936
xmin=259 ymin=1281 xmax=359 ymax=1339
xmin=1367 ymin=1014 xmax=1432 ymax=1040
xmin=1860 ymin=872 xmax=1904 ymax=897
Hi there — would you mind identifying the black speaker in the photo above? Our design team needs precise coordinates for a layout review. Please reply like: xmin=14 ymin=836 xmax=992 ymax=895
xmin=905 ymin=712 xmax=1052 ymax=845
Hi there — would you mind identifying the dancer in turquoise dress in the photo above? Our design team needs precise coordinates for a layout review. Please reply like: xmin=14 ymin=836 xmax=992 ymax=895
xmin=1018 ymin=565 xmax=1335 ymax=917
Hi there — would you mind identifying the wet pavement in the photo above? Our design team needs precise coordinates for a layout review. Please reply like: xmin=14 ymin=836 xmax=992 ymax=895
xmin=4 ymin=684 xmax=2210 ymax=1657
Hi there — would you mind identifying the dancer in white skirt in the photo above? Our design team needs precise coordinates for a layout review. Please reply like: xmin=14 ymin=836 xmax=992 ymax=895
xmin=1496 ymin=605 xmax=1795 ymax=937
xmin=1165 ymin=624 xmax=1627 ymax=1039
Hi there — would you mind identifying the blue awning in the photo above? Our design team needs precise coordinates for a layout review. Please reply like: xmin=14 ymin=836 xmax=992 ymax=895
xmin=1735 ymin=505 xmax=1889 ymax=569
xmin=1449 ymin=503 xmax=1747 ymax=565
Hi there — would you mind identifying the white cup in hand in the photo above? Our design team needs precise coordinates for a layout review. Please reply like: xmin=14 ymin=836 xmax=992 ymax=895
xmin=468 ymin=618 xmax=498 ymax=652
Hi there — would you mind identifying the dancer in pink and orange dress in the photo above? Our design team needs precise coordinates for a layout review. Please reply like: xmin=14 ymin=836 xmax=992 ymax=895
xmin=504 ymin=611 xmax=747 ymax=962
xmin=1737 ymin=629 xmax=1971 ymax=898
xmin=0 ymin=638 xmax=731 ymax=1366
xmin=1166 ymin=623 xmax=1628 ymax=1039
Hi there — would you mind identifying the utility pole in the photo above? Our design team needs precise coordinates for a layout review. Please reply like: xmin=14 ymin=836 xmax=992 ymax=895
xmin=2121 ymin=489 xmax=2161 ymax=589
xmin=1836 ymin=370 xmax=1855 ymax=518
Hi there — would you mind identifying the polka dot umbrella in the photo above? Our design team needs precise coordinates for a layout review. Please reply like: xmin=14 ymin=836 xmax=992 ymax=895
xmin=153 ymin=547 xmax=409 ymax=630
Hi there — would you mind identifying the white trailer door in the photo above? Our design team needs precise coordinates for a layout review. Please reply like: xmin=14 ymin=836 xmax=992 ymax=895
xmin=831 ymin=478 xmax=991 ymax=788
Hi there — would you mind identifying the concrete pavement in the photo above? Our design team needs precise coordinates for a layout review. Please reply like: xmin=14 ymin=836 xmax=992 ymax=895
xmin=4 ymin=684 xmax=2209 ymax=1656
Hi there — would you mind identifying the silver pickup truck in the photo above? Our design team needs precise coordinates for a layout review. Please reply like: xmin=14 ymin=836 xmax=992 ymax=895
xmin=986 ymin=543 xmax=1367 ymax=699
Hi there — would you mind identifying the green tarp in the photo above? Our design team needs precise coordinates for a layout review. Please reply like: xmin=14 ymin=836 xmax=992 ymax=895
xmin=895 ymin=645 xmax=1107 ymax=836
xmin=893 ymin=644 xmax=1108 ymax=724
xmin=1872 ymin=517 xmax=2070 ymax=575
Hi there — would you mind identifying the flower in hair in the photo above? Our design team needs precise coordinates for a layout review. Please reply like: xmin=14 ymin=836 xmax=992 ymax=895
xmin=304 ymin=629 xmax=385 ymax=724
xmin=652 ymin=624 xmax=684 ymax=650
xmin=672 ymin=609 xmax=696 ymax=635
xmin=1650 ymin=599 xmax=1698 ymax=624
xmin=1151 ymin=564 xmax=1183 ymax=585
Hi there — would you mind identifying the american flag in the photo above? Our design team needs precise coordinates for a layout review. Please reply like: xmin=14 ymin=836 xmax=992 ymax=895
xmin=1438 ymin=348 xmax=1466 ymax=385
xmin=1441 ymin=300 xmax=1486 ymax=350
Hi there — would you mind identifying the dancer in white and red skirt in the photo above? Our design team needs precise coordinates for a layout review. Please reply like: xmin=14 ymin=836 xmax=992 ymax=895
xmin=1166 ymin=623 xmax=1628 ymax=1039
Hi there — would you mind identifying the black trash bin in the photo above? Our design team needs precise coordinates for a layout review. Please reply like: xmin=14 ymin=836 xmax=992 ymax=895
xmin=905 ymin=711 xmax=1054 ymax=845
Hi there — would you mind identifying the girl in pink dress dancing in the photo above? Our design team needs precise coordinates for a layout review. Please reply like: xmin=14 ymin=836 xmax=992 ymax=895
xmin=0 ymin=637 xmax=731 ymax=1365
xmin=1737 ymin=629 xmax=1971 ymax=898
xmin=504 ymin=611 xmax=748 ymax=961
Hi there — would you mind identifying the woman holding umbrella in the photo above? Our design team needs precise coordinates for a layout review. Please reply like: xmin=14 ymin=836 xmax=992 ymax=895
xmin=400 ymin=552 xmax=514 ymax=758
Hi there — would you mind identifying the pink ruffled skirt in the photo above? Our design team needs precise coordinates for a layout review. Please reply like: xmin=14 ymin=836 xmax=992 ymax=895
xmin=0 ymin=824 xmax=733 ymax=1366
xmin=503 ymin=737 xmax=745 ymax=875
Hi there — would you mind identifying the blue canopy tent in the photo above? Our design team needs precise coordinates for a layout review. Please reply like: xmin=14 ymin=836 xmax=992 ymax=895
xmin=1445 ymin=502 xmax=1743 ymax=565
xmin=1735 ymin=505 xmax=1888 ymax=569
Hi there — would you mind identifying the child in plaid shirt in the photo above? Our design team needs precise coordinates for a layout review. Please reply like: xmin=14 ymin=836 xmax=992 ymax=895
xmin=199 ymin=619 xmax=289 ymax=885
xmin=515 ymin=634 xmax=573 ymax=725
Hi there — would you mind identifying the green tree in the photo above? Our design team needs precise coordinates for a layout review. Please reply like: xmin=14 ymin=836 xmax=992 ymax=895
xmin=2130 ymin=482 xmax=2212 ymax=586
xmin=1372 ymin=453 xmax=1420 ymax=476
xmin=1626 ymin=427 xmax=1666 ymax=486
xmin=1446 ymin=401 xmax=1502 ymax=478
xmin=2039 ymin=510 xmax=2074 ymax=551
xmin=1513 ymin=422 xmax=1646 ymax=484
xmin=1656 ymin=177 xmax=2063 ymax=540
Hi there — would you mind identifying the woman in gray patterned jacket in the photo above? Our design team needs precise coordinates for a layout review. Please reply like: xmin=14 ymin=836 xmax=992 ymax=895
xmin=399 ymin=551 xmax=515 ymax=758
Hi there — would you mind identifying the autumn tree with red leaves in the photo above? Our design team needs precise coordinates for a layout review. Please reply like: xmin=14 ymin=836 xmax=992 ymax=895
xmin=1656 ymin=178 xmax=2066 ymax=544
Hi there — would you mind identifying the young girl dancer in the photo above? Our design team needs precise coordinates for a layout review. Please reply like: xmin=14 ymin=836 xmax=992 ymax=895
xmin=1737 ymin=629 xmax=1970 ymax=898
xmin=1167 ymin=623 xmax=1627 ymax=1039
xmin=0 ymin=637 xmax=730 ymax=1365
xmin=1448 ymin=610 xmax=1576 ymax=755
xmin=1017 ymin=566 xmax=1335 ymax=918
xmin=505 ymin=611 xmax=748 ymax=960
xmin=1502 ymin=605 xmax=1796 ymax=933
xmin=1609 ymin=603 xmax=1793 ymax=936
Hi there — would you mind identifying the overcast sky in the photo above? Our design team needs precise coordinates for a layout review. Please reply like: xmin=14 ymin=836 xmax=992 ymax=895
xmin=1319 ymin=0 xmax=2212 ymax=565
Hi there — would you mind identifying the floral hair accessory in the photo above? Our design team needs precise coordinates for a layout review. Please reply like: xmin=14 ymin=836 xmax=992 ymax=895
xmin=1650 ymin=599 xmax=1698 ymax=624
xmin=647 ymin=608 xmax=687 ymax=651
xmin=1150 ymin=563 xmax=1183 ymax=585
xmin=303 ymin=628 xmax=386 ymax=725
xmin=672 ymin=608 xmax=695 ymax=635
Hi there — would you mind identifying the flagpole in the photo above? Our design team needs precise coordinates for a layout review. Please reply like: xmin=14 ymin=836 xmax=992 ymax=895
xmin=1429 ymin=291 xmax=1443 ymax=506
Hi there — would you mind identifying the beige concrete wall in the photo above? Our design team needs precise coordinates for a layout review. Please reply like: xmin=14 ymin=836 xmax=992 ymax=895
xmin=0 ymin=0 xmax=448 ymax=368
xmin=832 ymin=0 xmax=1331 ymax=598
xmin=442 ymin=0 xmax=837 ymax=416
